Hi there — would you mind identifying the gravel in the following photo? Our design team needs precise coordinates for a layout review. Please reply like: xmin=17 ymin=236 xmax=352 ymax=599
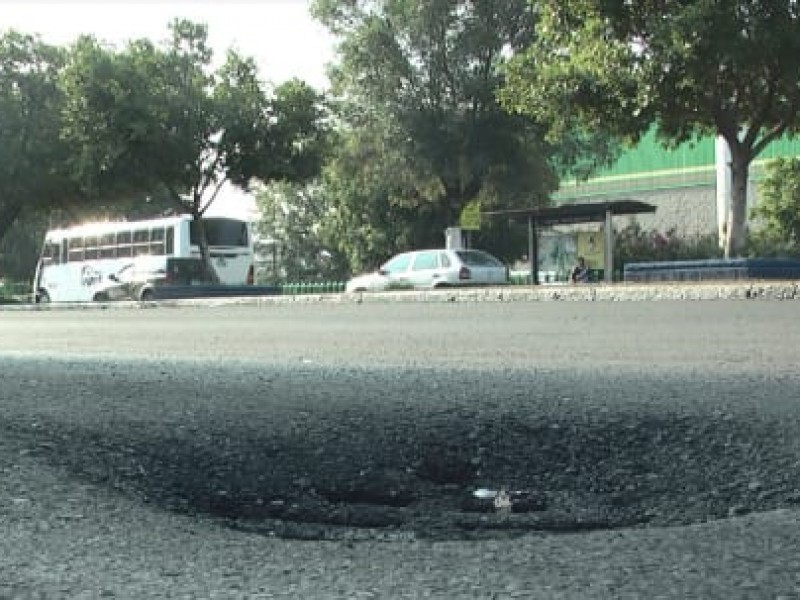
xmin=2 ymin=354 xmax=800 ymax=598
xmin=2 ymin=300 xmax=800 ymax=598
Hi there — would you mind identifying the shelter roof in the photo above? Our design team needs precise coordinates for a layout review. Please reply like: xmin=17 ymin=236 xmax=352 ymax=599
xmin=483 ymin=200 xmax=656 ymax=227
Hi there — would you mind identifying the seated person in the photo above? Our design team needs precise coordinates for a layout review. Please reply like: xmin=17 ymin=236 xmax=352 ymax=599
xmin=570 ymin=256 xmax=590 ymax=284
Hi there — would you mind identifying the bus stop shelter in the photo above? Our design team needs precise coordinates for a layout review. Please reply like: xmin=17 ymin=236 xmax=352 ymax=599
xmin=483 ymin=200 xmax=656 ymax=284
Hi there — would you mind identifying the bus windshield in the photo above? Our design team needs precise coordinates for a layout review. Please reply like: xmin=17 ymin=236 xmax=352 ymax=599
xmin=190 ymin=218 xmax=249 ymax=247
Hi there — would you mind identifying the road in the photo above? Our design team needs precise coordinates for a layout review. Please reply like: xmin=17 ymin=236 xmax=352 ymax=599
xmin=1 ymin=300 xmax=800 ymax=599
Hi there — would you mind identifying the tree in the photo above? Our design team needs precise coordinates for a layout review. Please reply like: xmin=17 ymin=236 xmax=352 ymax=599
xmin=0 ymin=212 xmax=49 ymax=282
xmin=60 ymin=20 xmax=329 ymax=281
xmin=750 ymin=158 xmax=800 ymax=255
xmin=0 ymin=31 xmax=79 ymax=244
xmin=314 ymin=0 xmax=601 ymax=269
xmin=254 ymin=181 xmax=347 ymax=282
xmin=321 ymin=120 xmax=456 ymax=271
xmin=500 ymin=0 xmax=800 ymax=258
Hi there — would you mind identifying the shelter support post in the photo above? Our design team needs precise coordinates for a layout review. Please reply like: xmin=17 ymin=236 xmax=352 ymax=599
xmin=528 ymin=216 xmax=539 ymax=285
xmin=604 ymin=209 xmax=613 ymax=283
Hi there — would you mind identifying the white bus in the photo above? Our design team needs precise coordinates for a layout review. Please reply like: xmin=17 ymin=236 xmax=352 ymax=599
xmin=33 ymin=215 xmax=254 ymax=302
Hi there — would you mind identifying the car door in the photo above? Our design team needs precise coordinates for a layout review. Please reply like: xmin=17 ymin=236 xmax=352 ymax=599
xmin=380 ymin=253 xmax=414 ymax=290
xmin=408 ymin=251 xmax=444 ymax=288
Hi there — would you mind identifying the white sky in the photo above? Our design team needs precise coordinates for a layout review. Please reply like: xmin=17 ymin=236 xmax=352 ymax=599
xmin=0 ymin=0 xmax=338 ymax=218
xmin=0 ymin=0 xmax=335 ymax=88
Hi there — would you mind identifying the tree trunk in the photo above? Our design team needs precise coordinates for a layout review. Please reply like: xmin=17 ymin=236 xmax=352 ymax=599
xmin=724 ymin=145 xmax=750 ymax=258
xmin=0 ymin=200 xmax=24 ymax=245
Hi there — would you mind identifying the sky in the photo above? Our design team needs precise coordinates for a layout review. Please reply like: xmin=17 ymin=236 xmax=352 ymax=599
xmin=0 ymin=0 xmax=337 ymax=218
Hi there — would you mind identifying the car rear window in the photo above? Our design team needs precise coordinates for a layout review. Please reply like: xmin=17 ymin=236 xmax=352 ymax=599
xmin=456 ymin=250 xmax=503 ymax=267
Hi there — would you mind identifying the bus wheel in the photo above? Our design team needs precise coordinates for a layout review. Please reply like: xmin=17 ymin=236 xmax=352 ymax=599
xmin=140 ymin=289 xmax=154 ymax=302
xmin=37 ymin=290 xmax=50 ymax=304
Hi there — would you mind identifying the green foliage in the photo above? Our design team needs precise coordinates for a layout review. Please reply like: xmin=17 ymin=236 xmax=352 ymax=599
xmin=0 ymin=21 xmax=329 ymax=286
xmin=613 ymin=223 xmax=722 ymax=273
xmin=749 ymin=158 xmax=800 ymax=256
xmin=60 ymin=20 xmax=329 ymax=217
xmin=0 ymin=31 xmax=84 ymax=243
xmin=59 ymin=19 xmax=329 ymax=280
xmin=502 ymin=0 xmax=800 ymax=258
xmin=0 ymin=212 xmax=49 ymax=283
xmin=320 ymin=122 xmax=455 ymax=271
xmin=254 ymin=181 xmax=347 ymax=282
xmin=313 ymin=0 xmax=595 ymax=271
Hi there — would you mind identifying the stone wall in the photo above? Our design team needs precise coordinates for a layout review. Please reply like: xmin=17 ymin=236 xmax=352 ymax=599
xmin=612 ymin=186 xmax=717 ymax=238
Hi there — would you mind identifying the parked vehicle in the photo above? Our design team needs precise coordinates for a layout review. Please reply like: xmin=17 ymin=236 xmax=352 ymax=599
xmin=345 ymin=249 xmax=508 ymax=292
xmin=33 ymin=215 xmax=254 ymax=303
xmin=91 ymin=258 xmax=211 ymax=302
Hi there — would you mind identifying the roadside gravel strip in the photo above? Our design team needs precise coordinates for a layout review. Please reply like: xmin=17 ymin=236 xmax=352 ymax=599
xmin=3 ymin=281 xmax=800 ymax=312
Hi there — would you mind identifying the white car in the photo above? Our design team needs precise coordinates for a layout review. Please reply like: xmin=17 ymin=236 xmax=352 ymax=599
xmin=346 ymin=249 xmax=508 ymax=292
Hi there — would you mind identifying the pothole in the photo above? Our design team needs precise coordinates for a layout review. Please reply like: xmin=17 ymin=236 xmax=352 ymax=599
xmin=7 ymin=406 xmax=800 ymax=542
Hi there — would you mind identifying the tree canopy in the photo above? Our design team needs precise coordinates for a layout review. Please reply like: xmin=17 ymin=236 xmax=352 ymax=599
xmin=0 ymin=31 xmax=77 ymax=243
xmin=255 ymin=181 xmax=347 ymax=282
xmin=501 ymin=0 xmax=800 ymax=257
xmin=58 ymin=19 xmax=329 ymax=278
xmin=61 ymin=20 xmax=328 ymax=218
xmin=750 ymin=158 xmax=800 ymax=255
xmin=312 ymin=0 xmax=571 ymax=270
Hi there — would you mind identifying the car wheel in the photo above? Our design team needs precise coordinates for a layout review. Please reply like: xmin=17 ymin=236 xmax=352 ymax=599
xmin=37 ymin=290 xmax=50 ymax=304
xmin=92 ymin=292 xmax=109 ymax=302
xmin=139 ymin=289 xmax=155 ymax=302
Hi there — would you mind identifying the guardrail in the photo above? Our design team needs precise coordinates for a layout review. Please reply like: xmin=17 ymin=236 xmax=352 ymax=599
xmin=278 ymin=282 xmax=347 ymax=295
xmin=624 ymin=258 xmax=800 ymax=282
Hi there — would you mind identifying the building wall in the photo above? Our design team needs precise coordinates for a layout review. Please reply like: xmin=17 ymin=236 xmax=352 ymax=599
xmin=617 ymin=186 xmax=717 ymax=237
xmin=552 ymin=130 xmax=800 ymax=238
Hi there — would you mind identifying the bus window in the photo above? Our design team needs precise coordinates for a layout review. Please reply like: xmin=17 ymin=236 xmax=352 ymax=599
xmin=117 ymin=230 xmax=132 ymax=257
xmin=85 ymin=236 xmax=100 ymax=260
xmin=133 ymin=229 xmax=150 ymax=256
xmin=67 ymin=237 xmax=84 ymax=262
xmin=100 ymin=233 xmax=116 ymax=259
xmin=42 ymin=242 xmax=61 ymax=265
xmin=191 ymin=218 xmax=249 ymax=247
xmin=150 ymin=227 xmax=165 ymax=255
xmin=166 ymin=227 xmax=174 ymax=255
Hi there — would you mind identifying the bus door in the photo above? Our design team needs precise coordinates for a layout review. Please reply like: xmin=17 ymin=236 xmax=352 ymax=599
xmin=36 ymin=238 xmax=74 ymax=301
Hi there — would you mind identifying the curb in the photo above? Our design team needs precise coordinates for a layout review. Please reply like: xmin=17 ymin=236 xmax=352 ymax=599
xmin=3 ymin=281 xmax=799 ymax=311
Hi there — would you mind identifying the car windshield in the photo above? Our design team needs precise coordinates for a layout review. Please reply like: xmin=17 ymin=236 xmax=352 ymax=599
xmin=381 ymin=253 xmax=412 ymax=274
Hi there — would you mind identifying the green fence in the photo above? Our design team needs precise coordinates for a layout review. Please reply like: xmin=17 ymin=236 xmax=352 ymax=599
xmin=279 ymin=281 xmax=347 ymax=295
xmin=0 ymin=282 xmax=31 ymax=303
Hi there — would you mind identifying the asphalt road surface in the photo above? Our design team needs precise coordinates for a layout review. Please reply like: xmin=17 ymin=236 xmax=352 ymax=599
xmin=1 ymin=300 xmax=800 ymax=599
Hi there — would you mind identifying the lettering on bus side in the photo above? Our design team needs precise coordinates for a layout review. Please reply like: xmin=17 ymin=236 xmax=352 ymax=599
xmin=80 ymin=265 xmax=103 ymax=287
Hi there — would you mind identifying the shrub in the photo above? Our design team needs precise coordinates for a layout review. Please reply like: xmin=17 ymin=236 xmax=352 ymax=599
xmin=748 ymin=158 xmax=800 ymax=257
xmin=613 ymin=222 xmax=722 ymax=273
